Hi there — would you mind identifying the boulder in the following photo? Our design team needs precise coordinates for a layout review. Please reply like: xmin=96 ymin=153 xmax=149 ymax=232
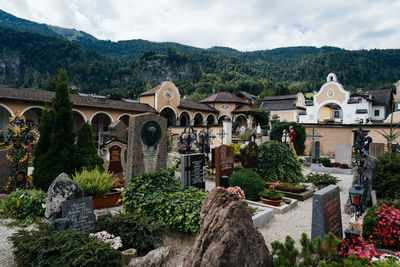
xmin=44 ymin=172 xmax=83 ymax=226
xmin=128 ymin=246 xmax=170 ymax=267
xmin=344 ymin=156 xmax=378 ymax=214
xmin=183 ymin=187 xmax=272 ymax=267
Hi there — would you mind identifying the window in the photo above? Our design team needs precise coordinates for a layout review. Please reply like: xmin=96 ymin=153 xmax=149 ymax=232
xmin=334 ymin=111 xmax=340 ymax=118
xmin=374 ymin=110 xmax=380 ymax=117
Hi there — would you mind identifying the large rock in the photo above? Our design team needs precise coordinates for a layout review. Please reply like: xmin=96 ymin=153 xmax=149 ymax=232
xmin=344 ymin=156 xmax=378 ymax=214
xmin=44 ymin=172 xmax=83 ymax=226
xmin=128 ymin=246 xmax=170 ymax=267
xmin=183 ymin=187 xmax=272 ymax=267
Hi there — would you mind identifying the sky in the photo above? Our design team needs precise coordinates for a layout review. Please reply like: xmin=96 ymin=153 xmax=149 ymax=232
xmin=1 ymin=0 xmax=400 ymax=51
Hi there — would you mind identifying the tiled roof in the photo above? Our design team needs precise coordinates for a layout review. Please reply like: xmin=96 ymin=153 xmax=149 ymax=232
xmin=259 ymin=95 xmax=304 ymax=111
xmin=231 ymin=105 xmax=255 ymax=113
xmin=199 ymin=91 xmax=247 ymax=104
xmin=139 ymin=84 xmax=161 ymax=96
xmin=0 ymin=86 xmax=157 ymax=113
xmin=236 ymin=91 xmax=257 ymax=102
xmin=178 ymin=100 xmax=218 ymax=113
xmin=365 ymin=89 xmax=392 ymax=106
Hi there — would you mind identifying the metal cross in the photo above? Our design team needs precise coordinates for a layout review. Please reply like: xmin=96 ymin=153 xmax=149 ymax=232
xmin=306 ymin=127 xmax=323 ymax=142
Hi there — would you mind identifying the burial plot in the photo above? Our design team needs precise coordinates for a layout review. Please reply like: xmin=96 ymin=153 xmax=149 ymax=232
xmin=311 ymin=184 xmax=343 ymax=241
xmin=240 ymin=141 xmax=258 ymax=169
xmin=335 ymin=144 xmax=352 ymax=164
xmin=102 ymin=140 xmax=127 ymax=179
xmin=181 ymin=153 xmax=205 ymax=189
xmin=61 ymin=196 xmax=96 ymax=233
xmin=215 ymin=144 xmax=234 ymax=187
xmin=126 ymin=113 xmax=167 ymax=180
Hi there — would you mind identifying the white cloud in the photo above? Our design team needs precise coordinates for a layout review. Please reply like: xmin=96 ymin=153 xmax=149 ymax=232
xmin=0 ymin=0 xmax=400 ymax=51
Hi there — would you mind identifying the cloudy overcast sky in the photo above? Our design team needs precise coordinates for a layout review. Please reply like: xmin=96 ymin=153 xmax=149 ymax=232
xmin=1 ymin=0 xmax=399 ymax=51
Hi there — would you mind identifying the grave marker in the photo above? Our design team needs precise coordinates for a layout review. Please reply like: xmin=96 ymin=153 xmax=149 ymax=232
xmin=102 ymin=140 xmax=127 ymax=179
xmin=215 ymin=144 xmax=234 ymax=187
xmin=181 ymin=153 xmax=205 ymax=189
xmin=240 ymin=141 xmax=258 ymax=169
xmin=311 ymin=185 xmax=343 ymax=241
xmin=61 ymin=196 xmax=96 ymax=233
xmin=312 ymin=141 xmax=320 ymax=164
xmin=335 ymin=144 xmax=352 ymax=164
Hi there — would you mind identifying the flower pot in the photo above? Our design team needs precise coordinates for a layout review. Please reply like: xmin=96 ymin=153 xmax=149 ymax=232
xmin=260 ymin=197 xmax=283 ymax=206
xmin=92 ymin=192 xmax=122 ymax=209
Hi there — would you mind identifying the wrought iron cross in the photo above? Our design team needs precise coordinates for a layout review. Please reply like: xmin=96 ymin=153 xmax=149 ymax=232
xmin=306 ymin=127 xmax=323 ymax=142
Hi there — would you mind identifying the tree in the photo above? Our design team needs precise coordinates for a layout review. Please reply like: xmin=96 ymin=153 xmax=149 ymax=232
xmin=33 ymin=69 xmax=80 ymax=191
xmin=76 ymin=122 xmax=104 ymax=171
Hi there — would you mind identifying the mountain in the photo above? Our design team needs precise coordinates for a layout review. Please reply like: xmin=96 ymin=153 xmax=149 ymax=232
xmin=0 ymin=8 xmax=399 ymax=100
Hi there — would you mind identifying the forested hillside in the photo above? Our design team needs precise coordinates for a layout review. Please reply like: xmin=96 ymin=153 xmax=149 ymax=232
xmin=0 ymin=9 xmax=399 ymax=101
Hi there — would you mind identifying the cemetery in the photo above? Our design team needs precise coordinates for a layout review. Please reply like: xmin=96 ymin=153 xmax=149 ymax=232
xmin=0 ymin=71 xmax=399 ymax=267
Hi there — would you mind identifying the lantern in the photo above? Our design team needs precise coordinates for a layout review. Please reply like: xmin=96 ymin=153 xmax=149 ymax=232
xmin=349 ymin=184 xmax=364 ymax=207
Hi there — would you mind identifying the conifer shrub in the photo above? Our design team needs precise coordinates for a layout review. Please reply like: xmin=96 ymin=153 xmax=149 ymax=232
xmin=305 ymin=172 xmax=340 ymax=190
xmin=269 ymin=121 xmax=306 ymax=155
xmin=9 ymin=229 xmax=120 ymax=267
xmin=228 ymin=169 xmax=264 ymax=201
xmin=373 ymin=153 xmax=400 ymax=200
xmin=72 ymin=167 xmax=114 ymax=197
xmin=321 ymin=157 xmax=332 ymax=167
xmin=77 ymin=122 xmax=104 ymax=171
xmin=258 ymin=141 xmax=304 ymax=183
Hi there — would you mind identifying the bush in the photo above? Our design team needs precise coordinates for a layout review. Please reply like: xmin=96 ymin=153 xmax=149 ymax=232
xmin=321 ymin=157 xmax=332 ymax=167
xmin=228 ymin=169 xmax=264 ymax=201
xmin=76 ymin=122 xmax=104 ymax=171
xmin=269 ymin=121 xmax=306 ymax=155
xmin=72 ymin=167 xmax=114 ymax=197
xmin=362 ymin=205 xmax=380 ymax=241
xmin=123 ymin=168 xmax=207 ymax=233
xmin=258 ymin=141 xmax=304 ymax=183
xmin=1 ymin=189 xmax=46 ymax=221
xmin=373 ymin=153 xmax=400 ymax=200
xmin=96 ymin=212 xmax=163 ymax=255
xmin=228 ymin=142 xmax=243 ymax=160
xmin=259 ymin=189 xmax=284 ymax=200
xmin=370 ymin=204 xmax=400 ymax=250
xmin=9 ymin=229 xmax=120 ymax=267
xmin=266 ymin=182 xmax=308 ymax=193
xmin=305 ymin=172 xmax=340 ymax=190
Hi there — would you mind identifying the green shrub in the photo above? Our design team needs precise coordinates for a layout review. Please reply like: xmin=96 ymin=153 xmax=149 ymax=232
xmin=321 ymin=157 xmax=332 ymax=167
xmin=373 ymin=153 xmax=400 ymax=200
xmin=228 ymin=169 xmax=264 ymax=201
xmin=9 ymin=229 xmax=120 ymax=267
xmin=72 ymin=167 xmax=114 ymax=197
xmin=269 ymin=121 xmax=306 ymax=155
xmin=266 ymin=182 xmax=308 ymax=193
xmin=96 ymin=212 xmax=163 ymax=255
xmin=259 ymin=189 xmax=284 ymax=200
xmin=1 ymin=189 xmax=46 ymax=221
xmin=258 ymin=141 xmax=304 ymax=183
xmin=305 ymin=172 xmax=340 ymax=190
xmin=123 ymin=168 xmax=207 ymax=233
xmin=76 ymin=122 xmax=104 ymax=171
xmin=228 ymin=142 xmax=243 ymax=160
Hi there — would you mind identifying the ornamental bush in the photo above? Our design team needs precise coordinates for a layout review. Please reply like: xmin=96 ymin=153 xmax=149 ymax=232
xmin=72 ymin=167 xmax=114 ymax=197
xmin=228 ymin=169 xmax=264 ymax=201
xmin=369 ymin=204 xmax=400 ymax=250
xmin=123 ymin=168 xmax=207 ymax=233
xmin=373 ymin=153 xmax=400 ymax=200
xmin=9 ymin=229 xmax=120 ymax=267
xmin=321 ymin=157 xmax=332 ymax=167
xmin=305 ymin=172 xmax=340 ymax=190
xmin=269 ymin=121 xmax=306 ymax=155
xmin=1 ymin=189 xmax=46 ymax=220
xmin=96 ymin=212 xmax=163 ymax=255
xmin=258 ymin=141 xmax=304 ymax=183
xmin=76 ymin=122 xmax=104 ymax=171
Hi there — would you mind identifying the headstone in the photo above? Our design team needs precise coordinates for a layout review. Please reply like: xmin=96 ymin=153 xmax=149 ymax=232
xmin=181 ymin=153 xmax=205 ymax=189
xmin=240 ymin=141 xmax=258 ymax=169
xmin=222 ymin=119 xmax=232 ymax=144
xmin=126 ymin=113 xmax=167 ymax=181
xmin=44 ymin=173 xmax=84 ymax=226
xmin=311 ymin=185 xmax=343 ymax=241
xmin=211 ymin=148 xmax=215 ymax=169
xmin=215 ymin=145 xmax=234 ymax=187
xmin=369 ymin=143 xmax=384 ymax=157
xmin=61 ymin=196 xmax=96 ymax=233
xmin=102 ymin=140 xmax=127 ymax=179
xmin=183 ymin=187 xmax=272 ymax=267
xmin=311 ymin=141 xmax=320 ymax=164
xmin=335 ymin=144 xmax=352 ymax=164
xmin=371 ymin=190 xmax=377 ymax=206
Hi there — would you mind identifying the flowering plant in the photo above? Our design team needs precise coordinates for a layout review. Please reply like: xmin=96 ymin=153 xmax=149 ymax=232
xmin=90 ymin=231 xmax=123 ymax=250
xmin=226 ymin=186 xmax=245 ymax=199
xmin=370 ymin=204 xmax=400 ymax=250
xmin=269 ymin=182 xmax=280 ymax=189
xmin=259 ymin=182 xmax=284 ymax=200
xmin=338 ymin=234 xmax=382 ymax=263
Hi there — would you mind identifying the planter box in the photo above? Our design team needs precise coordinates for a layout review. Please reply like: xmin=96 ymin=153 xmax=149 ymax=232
xmin=276 ymin=188 xmax=315 ymax=201
xmin=92 ymin=192 xmax=122 ymax=209
xmin=311 ymin=163 xmax=354 ymax=175
xmin=248 ymin=202 xmax=274 ymax=228
xmin=247 ymin=197 xmax=298 ymax=214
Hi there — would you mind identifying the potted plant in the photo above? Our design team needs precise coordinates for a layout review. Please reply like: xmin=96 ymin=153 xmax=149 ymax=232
xmin=259 ymin=182 xmax=284 ymax=206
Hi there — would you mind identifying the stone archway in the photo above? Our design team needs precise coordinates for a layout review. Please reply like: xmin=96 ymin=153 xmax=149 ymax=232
xmin=91 ymin=112 xmax=112 ymax=139
xmin=22 ymin=107 xmax=43 ymax=130
xmin=218 ymin=115 xmax=232 ymax=124
xmin=118 ymin=114 xmax=130 ymax=127
xmin=206 ymin=114 xmax=216 ymax=125
xmin=73 ymin=110 xmax=86 ymax=133
xmin=0 ymin=105 xmax=12 ymax=131
xmin=160 ymin=107 xmax=177 ymax=127
xmin=179 ymin=111 xmax=191 ymax=126
xmin=318 ymin=103 xmax=343 ymax=123
xmin=193 ymin=113 xmax=204 ymax=126
xmin=235 ymin=114 xmax=247 ymax=127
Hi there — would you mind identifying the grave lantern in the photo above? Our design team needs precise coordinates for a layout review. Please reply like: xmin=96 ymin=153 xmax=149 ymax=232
xmin=349 ymin=184 xmax=365 ymax=219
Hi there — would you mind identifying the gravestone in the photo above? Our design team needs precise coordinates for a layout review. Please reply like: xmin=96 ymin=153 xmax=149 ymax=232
xmin=335 ymin=144 xmax=352 ymax=164
xmin=215 ymin=144 xmax=234 ymax=187
xmin=240 ymin=141 xmax=258 ymax=169
xmin=211 ymin=148 xmax=216 ymax=169
xmin=181 ymin=153 xmax=205 ymax=189
xmin=126 ymin=113 xmax=167 ymax=180
xmin=102 ymin=140 xmax=127 ymax=179
xmin=311 ymin=185 xmax=343 ymax=241
xmin=311 ymin=141 xmax=320 ymax=164
xmin=62 ymin=196 xmax=96 ymax=233
xmin=369 ymin=143 xmax=384 ymax=157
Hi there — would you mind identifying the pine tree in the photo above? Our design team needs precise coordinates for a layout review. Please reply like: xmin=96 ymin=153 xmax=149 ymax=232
xmin=77 ymin=122 xmax=104 ymax=171
xmin=32 ymin=69 xmax=80 ymax=191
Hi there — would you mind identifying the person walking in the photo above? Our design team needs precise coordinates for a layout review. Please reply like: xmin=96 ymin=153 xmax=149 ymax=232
xmin=281 ymin=129 xmax=289 ymax=146
xmin=364 ymin=133 xmax=373 ymax=155
xmin=288 ymin=126 xmax=297 ymax=157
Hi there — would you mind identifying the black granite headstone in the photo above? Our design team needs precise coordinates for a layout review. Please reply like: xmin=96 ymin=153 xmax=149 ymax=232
xmin=312 ymin=141 xmax=320 ymax=164
xmin=181 ymin=153 xmax=205 ymax=189
xmin=61 ymin=196 xmax=96 ymax=233
xmin=240 ymin=141 xmax=258 ymax=169
xmin=311 ymin=185 xmax=343 ymax=241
